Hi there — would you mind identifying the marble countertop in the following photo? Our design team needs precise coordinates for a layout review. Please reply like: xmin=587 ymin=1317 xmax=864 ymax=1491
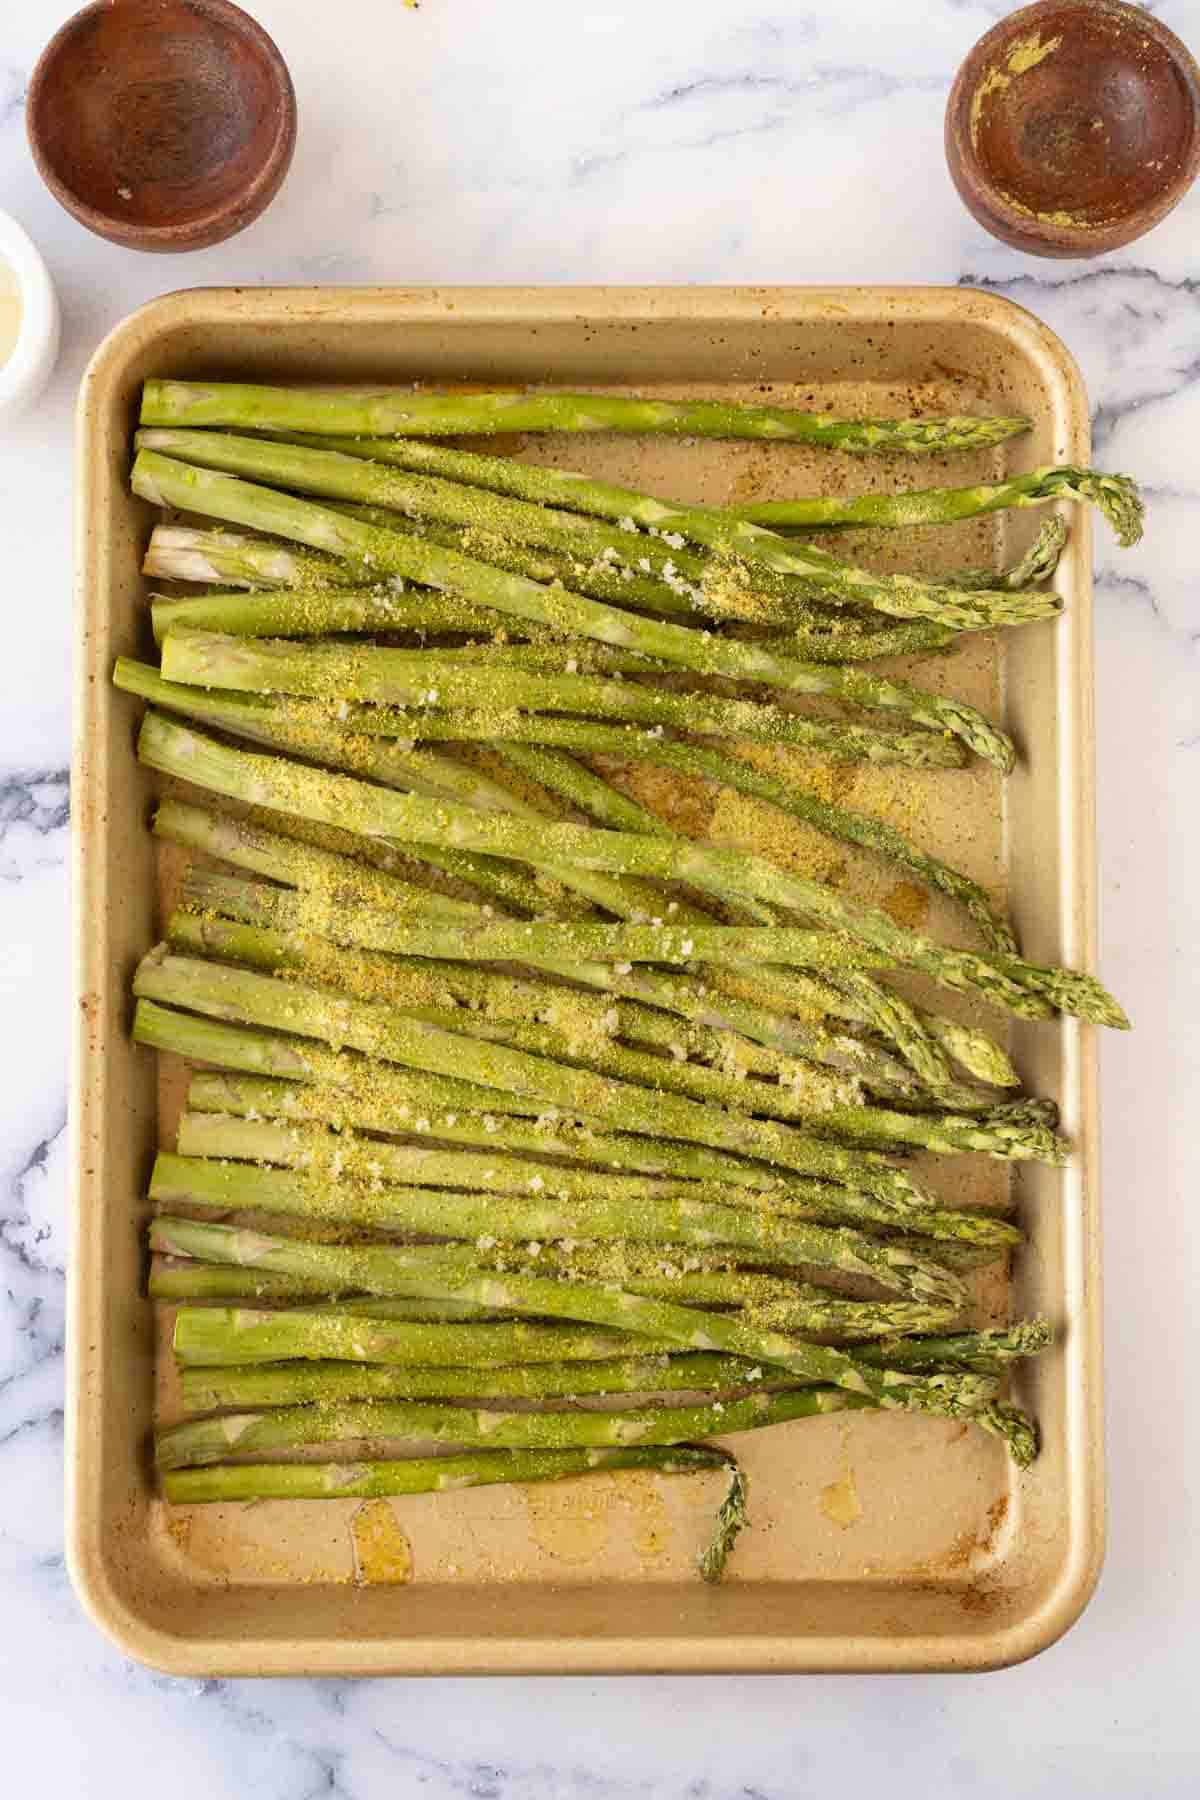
xmin=2 ymin=0 xmax=1198 ymax=1792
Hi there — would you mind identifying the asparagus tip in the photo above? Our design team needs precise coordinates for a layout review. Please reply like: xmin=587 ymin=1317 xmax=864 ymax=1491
xmin=697 ymin=1448 xmax=749 ymax=1583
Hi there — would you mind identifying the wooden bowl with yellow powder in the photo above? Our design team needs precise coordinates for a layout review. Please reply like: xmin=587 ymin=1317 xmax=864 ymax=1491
xmin=946 ymin=0 xmax=1200 ymax=257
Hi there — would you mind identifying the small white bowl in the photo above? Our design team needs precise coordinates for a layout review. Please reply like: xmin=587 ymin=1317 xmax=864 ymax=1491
xmin=0 ymin=210 xmax=61 ymax=421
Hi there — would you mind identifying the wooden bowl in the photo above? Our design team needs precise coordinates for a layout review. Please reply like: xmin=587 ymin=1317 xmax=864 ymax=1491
xmin=946 ymin=0 xmax=1200 ymax=257
xmin=27 ymin=0 xmax=296 ymax=253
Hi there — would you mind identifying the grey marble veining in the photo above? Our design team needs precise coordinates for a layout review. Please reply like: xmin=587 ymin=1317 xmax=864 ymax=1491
xmin=1 ymin=1 xmax=1198 ymax=1793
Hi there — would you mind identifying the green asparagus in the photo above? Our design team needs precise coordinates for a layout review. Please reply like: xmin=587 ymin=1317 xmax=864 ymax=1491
xmin=140 ymin=379 xmax=1030 ymax=453
xmin=138 ymin=713 xmax=1129 ymax=1026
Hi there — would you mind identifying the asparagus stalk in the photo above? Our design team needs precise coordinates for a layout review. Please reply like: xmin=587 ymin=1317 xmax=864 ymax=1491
xmin=133 ymin=997 xmax=543 ymax=1121
xmin=145 ymin=1006 xmax=940 ymax=1216
xmin=153 ymin=1232 xmax=984 ymax=1430
xmin=116 ymin=657 xmax=554 ymax=826
xmin=127 ymin=951 xmax=1020 ymax=1225
xmin=734 ymin=466 xmax=1143 ymax=546
xmin=166 ymin=1290 xmax=675 ymax=1367
xmin=178 ymin=1353 xmax=791 ymax=1410
xmin=173 ymin=880 xmax=883 ymax=975
xmin=143 ymin=524 xmax=350 ymax=590
xmin=155 ymin=795 xmax=997 ymax=1092
xmin=153 ymin=1260 xmax=499 ymax=1318
xmin=139 ymin=428 xmax=1061 ymax=643
xmin=345 ymin=501 xmax=1065 ymax=610
xmin=141 ymin=379 xmax=1030 ymax=452
xmin=135 ymin=426 xmax=1055 ymax=638
xmin=178 ymin=1323 xmax=1049 ymax=1412
xmin=125 ymin=671 xmax=584 ymax=923
xmin=152 ymin=796 xmax=579 ymax=936
xmin=538 ymin=732 xmax=1015 ymax=954
xmin=153 ymin=1254 xmax=956 ymax=1332
xmin=155 ymin=630 xmax=968 ymax=770
xmin=165 ymin=908 xmax=897 ymax=1130
xmin=138 ymin=714 xmax=1128 ymax=1027
xmin=175 ymin=859 xmax=977 ymax=1099
xmin=854 ymin=1320 xmax=1052 ymax=1373
xmin=717 ymin=960 xmax=1017 ymax=1092
xmin=160 ymin=1380 xmax=970 ymax=1472
xmin=173 ymin=1112 xmax=1023 ymax=1249
xmin=157 ymin=1122 xmax=1020 ymax=1256
xmin=488 ymin=733 xmax=1013 ymax=955
xmin=152 ymin=798 xmax=475 ymax=921
xmin=944 ymin=516 xmax=1067 ymax=590
xmin=160 ymin=1440 xmax=748 ymax=1579
xmin=134 ymin=454 xmax=1015 ymax=765
xmin=132 ymin=644 xmax=965 ymax=776
xmin=151 ymin=1146 xmax=979 ymax=1294
xmin=163 ymin=1281 xmax=957 ymax=1374
xmin=146 ymin=524 xmax=963 ymax=664
xmin=165 ymin=905 xmax=1047 ymax=1162
xmin=149 ymin=586 xmax=512 ymax=645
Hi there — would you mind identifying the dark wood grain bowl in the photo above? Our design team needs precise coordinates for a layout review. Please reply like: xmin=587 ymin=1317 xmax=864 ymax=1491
xmin=946 ymin=0 xmax=1200 ymax=257
xmin=27 ymin=0 xmax=296 ymax=253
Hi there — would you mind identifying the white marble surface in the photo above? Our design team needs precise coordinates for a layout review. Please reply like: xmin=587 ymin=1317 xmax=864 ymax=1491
xmin=1 ymin=0 xmax=1198 ymax=1790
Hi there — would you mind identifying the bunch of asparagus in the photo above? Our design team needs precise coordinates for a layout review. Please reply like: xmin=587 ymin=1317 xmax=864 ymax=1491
xmin=119 ymin=381 xmax=1137 ymax=1580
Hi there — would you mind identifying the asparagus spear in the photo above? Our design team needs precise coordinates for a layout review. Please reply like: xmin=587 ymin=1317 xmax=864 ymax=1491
xmin=164 ymin=905 xmax=1048 ymax=1162
xmin=145 ymin=524 xmax=963 ymax=664
xmin=138 ymin=429 xmax=1062 ymax=642
xmin=153 ymin=797 xmax=475 ymax=921
xmin=156 ymin=1260 xmax=955 ymax=1335
xmin=734 ymin=466 xmax=1143 ymax=546
xmin=138 ymin=713 xmax=1129 ymax=1026
xmin=178 ymin=1353 xmax=788 ymax=1410
xmin=156 ymin=1123 xmax=1020 ymax=1257
xmin=179 ymin=1063 xmax=941 ymax=1210
xmin=153 ymin=1233 xmax=983 ymax=1428
xmin=149 ymin=585 xmax=518 ymax=645
xmin=178 ymin=1323 xmax=1049 ymax=1412
xmin=155 ymin=1221 xmax=971 ymax=1403
xmin=159 ymin=1440 xmax=748 ymax=1580
xmin=341 ymin=501 xmax=1066 ymax=607
xmin=122 ymin=666 xmax=587 ymax=923
xmin=173 ymin=1111 xmax=1023 ymax=1248
xmin=133 ymin=454 xmax=1015 ymax=765
xmin=486 ymin=734 xmax=1014 ymax=955
xmin=166 ymin=1292 xmax=675 ymax=1367
xmin=173 ymin=880 xmax=883 ymax=975
xmin=141 ymin=379 xmax=1030 ymax=452
xmin=116 ymin=657 xmax=550 ymax=824
xmin=133 ymin=996 xmax=543 ymax=1121
xmin=854 ymin=1320 xmax=1052 ymax=1373
xmin=156 ymin=1246 xmax=959 ymax=1340
xmin=127 ymin=950 xmax=1020 ymax=1227
xmin=130 ymin=645 xmax=963 ymax=775
xmin=142 ymin=1003 xmax=942 ymax=1218
xmin=135 ymin=426 xmax=1056 ymax=638
xmin=154 ymin=1260 xmax=499 ymax=1318
xmin=170 ymin=860 xmax=919 ymax=1103
xmin=155 ymin=795 xmax=998 ymax=1092
xmin=165 ymin=909 xmax=903 ymax=1132
xmin=171 ymin=892 xmax=817 ymax=1083
xmin=164 ymin=1283 xmax=961 ymax=1379
xmin=160 ymin=1379 xmax=999 ymax=1472
xmin=157 ymin=626 xmax=973 ymax=769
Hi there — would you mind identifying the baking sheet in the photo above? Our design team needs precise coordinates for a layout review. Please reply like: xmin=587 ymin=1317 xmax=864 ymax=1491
xmin=69 ymin=286 xmax=1102 ymax=1674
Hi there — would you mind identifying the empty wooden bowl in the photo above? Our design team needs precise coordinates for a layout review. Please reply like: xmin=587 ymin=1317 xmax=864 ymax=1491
xmin=946 ymin=0 xmax=1200 ymax=257
xmin=27 ymin=0 xmax=296 ymax=253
